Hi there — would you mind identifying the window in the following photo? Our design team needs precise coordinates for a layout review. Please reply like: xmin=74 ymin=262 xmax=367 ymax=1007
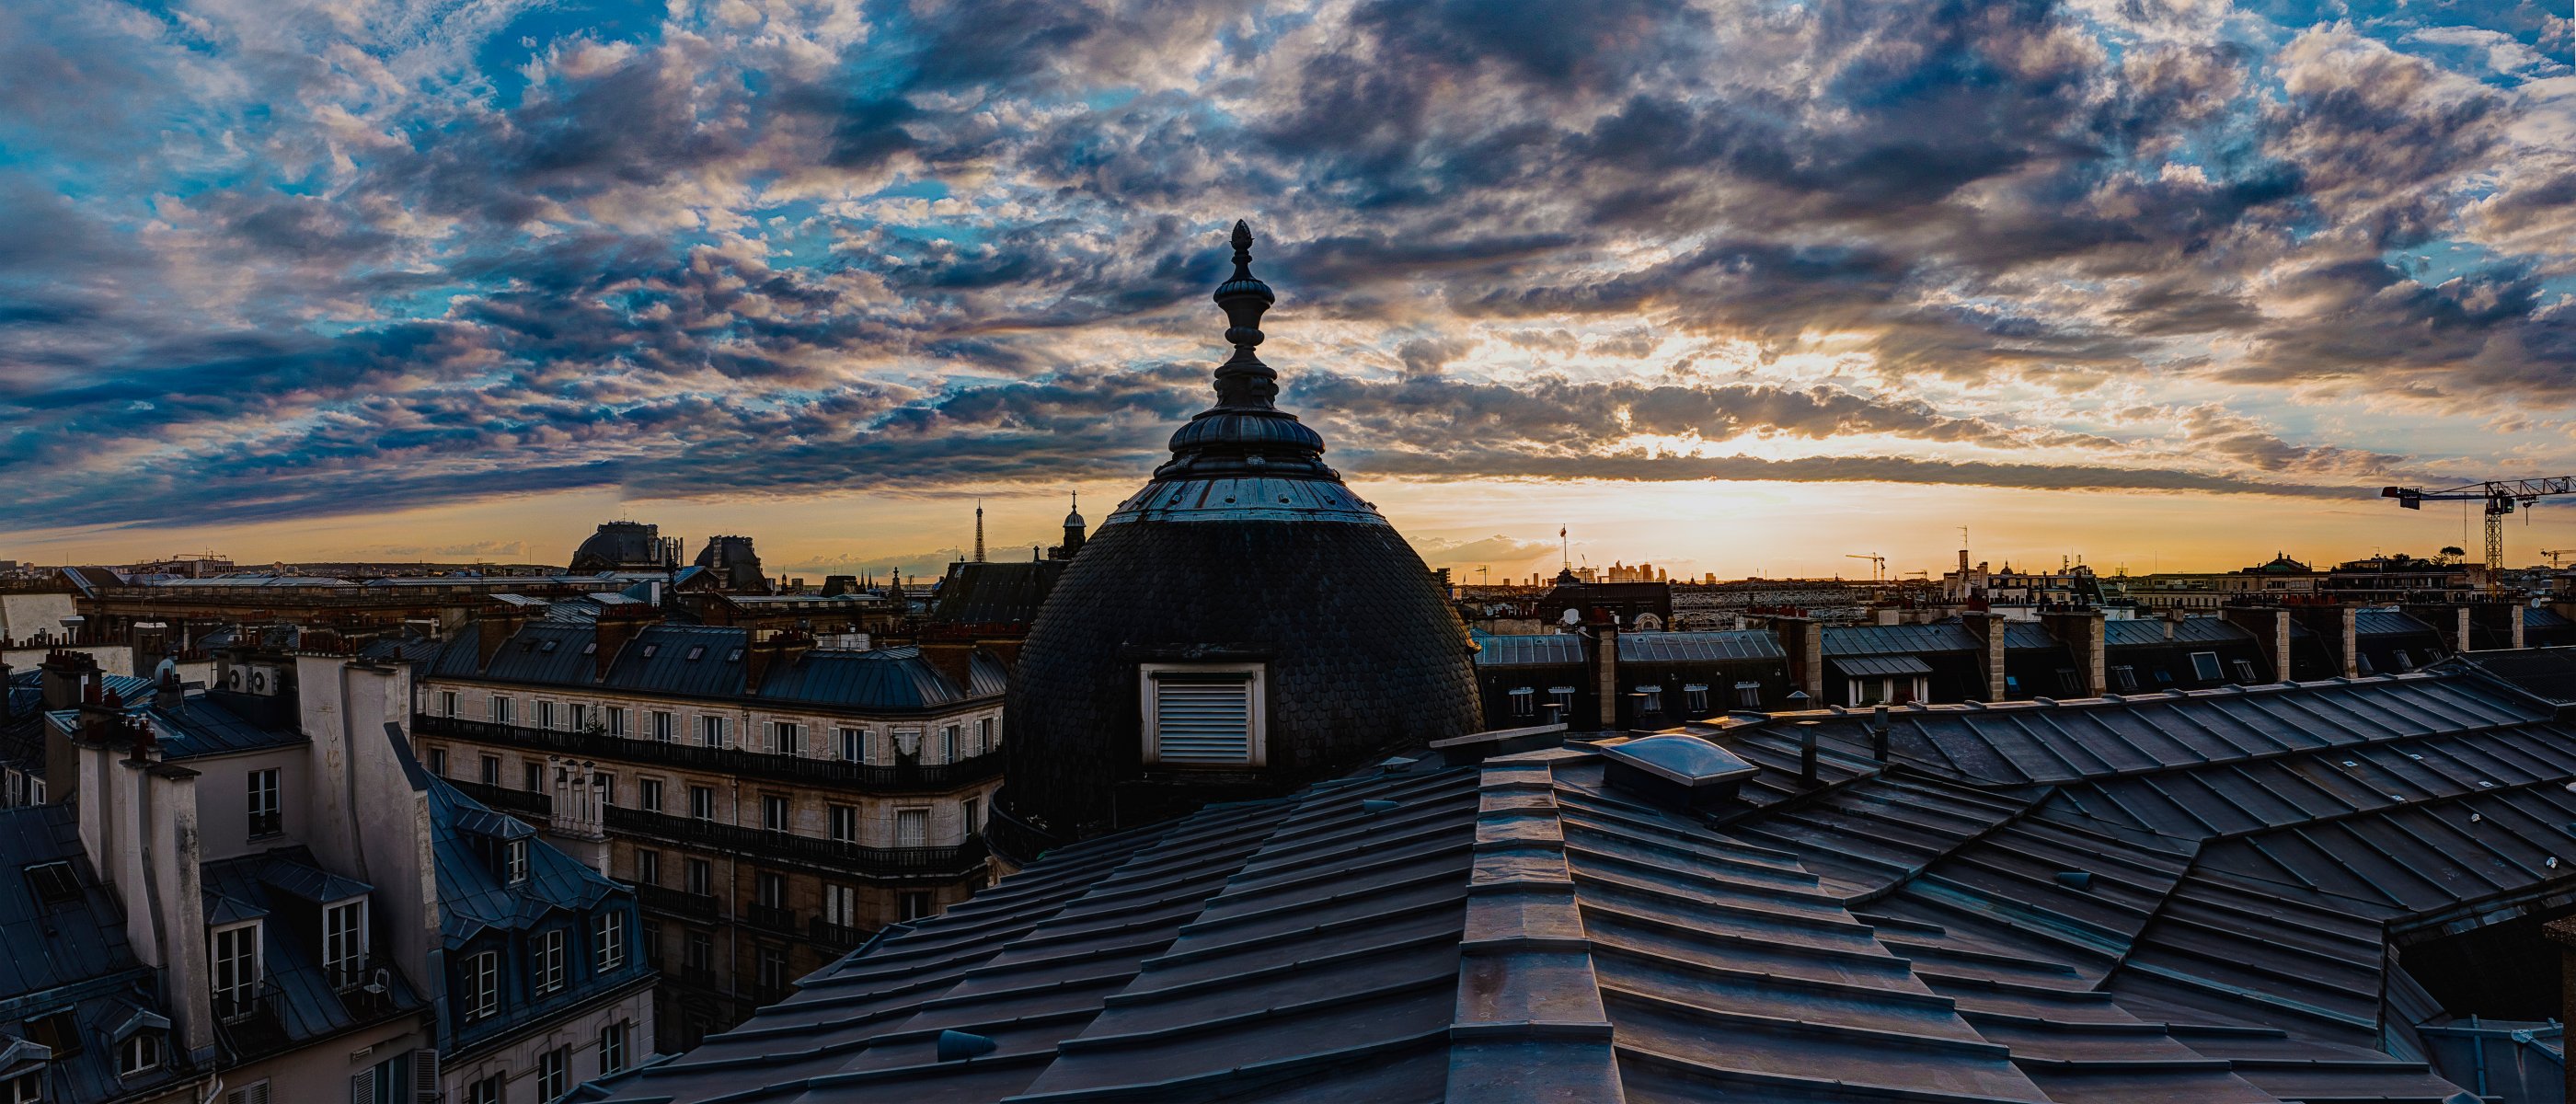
xmin=1508 ymin=686 xmax=1535 ymax=718
xmin=480 ymin=755 xmax=500 ymax=787
xmin=523 ymin=762 xmax=542 ymax=792
xmin=324 ymin=899 xmax=367 ymax=991
xmin=822 ymin=883 xmax=857 ymax=927
xmin=606 ymin=707 xmax=628 ymax=737
xmin=894 ymin=808 xmax=927 ymax=849
xmin=2054 ymin=668 xmax=2084 ymax=696
xmin=599 ymin=1020 xmax=628 ymax=1075
xmin=351 ymin=1051 xmax=425 ymax=1104
xmin=2232 ymin=659 xmax=2260 ymax=684
xmin=1734 ymin=681 xmax=1764 ymax=709
xmin=650 ymin=710 xmax=675 ymax=742
xmin=688 ymin=786 xmax=714 ymax=821
xmin=1684 ymin=684 xmax=1709 ymax=714
xmin=1547 ymin=686 xmax=1577 ymax=714
xmin=1140 ymin=664 xmax=1264 ymax=766
xmin=755 ymin=871 xmax=785 ymax=909
xmin=6 ymin=1071 xmax=39 ymax=1104
xmin=468 ymin=1075 xmax=502 ymax=1104
xmin=24 ymin=861 xmax=79 ymax=905
xmin=532 ymin=928 xmax=566 ymax=995
xmin=725 ymin=648 xmax=743 ymax=662
xmin=757 ymin=945 xmax=788 ymax=995
xmin=683 ymin=929 xmax=713 ymax=972
xmin=684 ymin=858 xmax=712 ymax=897
xmin=226 ymin=1081 xmax=273 ymax=1104
xmin=2357 ymin=652 xmax=2377 ymax=675
xmin=595 ymin=911 xmax=626 ymax=972
xmin=427 ymin=748 xmax=447 ymax=776
xmin=462 ymin=950 xmax=497 ymax=1020
xmin=828 ymin=805 xmax=857 ymax=843
xmin=1632 ymin=684 xmax=1662 ymax=714
xmin=836 ymin=728 xmax=865 ymax=763
xmin=2393 ymin=648 xmax=2415 ymax=671
xmin=537 ymin=1046 xmax=569 ymax=1101
xmin=216 ymin=915 xmax=261 ymax=1018
xmin=2110 ymin=665 xmax=2138 ymax=692
xmin=700 ymin=715 xmax=729 ymax=748
xmin=25 ymin=1009 xmax=75 ymax=1056
xmin=489 ymin=696 xmax=513 ymax=725
xmin=899 ymin=891 xmax=934 ymax=921
xmin=940 ymin=726 xmax=959 ymax=763
xmin=569 ymin=703 xmax=590 ymax=730
xmin=596 ymin=773 xmax=616 ymax=806
xmin=119 ymin=1031 xmax=161 ymax=1076
xmin=246 ymin=769 xmax=281 ymax=837
xmin=639 ymin=778 xmax=664 ymax=812
xmin=2189 ymin=651 xmax=2224 ymax=681
xmin=536 ymin=700 xmax=558 ymax=730
xmin=684 ymin=646 xmax=707 ymax=662
xmin=978 ymin=718 xmax=995 ymax=753
xmin=439 ymin=691 xmax=458 ymax=718
xmin=770 ymin=721 xmax=800 ymax=756
xmin=635 ymin=848 xmax=661 ymax=886
xmin=762 ymin=795 xmax=788 ymax=832
xmin=961 ymin=797 xmax=981 ymax=837
xmin=505 ymin=839 xmax=529 ymax=884
xmin=640 ymin=643 xmax=660 ymax=660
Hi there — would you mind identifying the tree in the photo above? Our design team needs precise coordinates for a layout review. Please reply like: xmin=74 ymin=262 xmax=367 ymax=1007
xmin=2439 ymin=546 xmax=2467 ymax=564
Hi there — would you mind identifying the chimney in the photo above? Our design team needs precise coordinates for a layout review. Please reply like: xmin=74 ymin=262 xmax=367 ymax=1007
xmin=2291 ymin=605 xmax=2359 ymax=679
xmin=40 ymin=650 xmax=98 ymax=712
xmin=2040 ymin=610 xmax=2106 ymax=696
xmin=2216 ymin=606 xmax=2292 ymax=683
xmin=1759 ymin=615 xmax=1824 ymax=705
xmin=475 ymin=611 xmax=528 ymax=671
xmin=2400 ymin=604 xmax=2473 ymax=656
xmin=1586 ymin=622 xmax=1621 ymax=730
xmin=2163 ymin=608 xmax=2184 ymax=641
xmin=592 ymin=607 xmax=652 ymax=680
xmin=1961 ymin=613 xmax=2010 ymax=701
xmin=154 ymin=668 xmax=183 ymax=712
xmin=920 ymin=633 xmax=977 ymax=696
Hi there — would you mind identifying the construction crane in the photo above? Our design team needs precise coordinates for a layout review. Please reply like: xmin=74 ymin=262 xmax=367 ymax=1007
xmin=2382 ymin=476 xmax=2576 ymax=580
xmin=1845 ymin=553 xmax=1886 ymax=582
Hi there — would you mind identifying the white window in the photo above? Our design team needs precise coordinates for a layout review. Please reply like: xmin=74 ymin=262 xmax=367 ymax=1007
xmin=439 ymin=691 xmax=457 ymax=718
xmin=489 ymin=696 xmax=513 ymax=725
xmin=2189 ymin=651 xmax=2224 ymax=681
xmin=599 ymin=1021 xmax=628 ymax=1075
xmin=688 ymin=786 xmax=714 ymax=821
xmin=607 ymin=707 xmax=629 ymax=737
xmin=247 ymin=769 xmax=281 ymax=837
xmin=650 ymin=710 xmax=675 ymax=742
xmin=1684 ymin=684 xmax=1709 ymax=713
xmin=1547 ymin=686 xmax=1577 ymax=714
xmin=533 ymin=928 xmax=566 ymax=994
xmin=569 ymin=703 xmax=590 ymax=730
xmin=700 ymin=715 xmax=730 ymax=748
xmin=1508 ymin=686 xmax=1535 ymax=718
xmin=961 ymin=797 xmax=981 ymax=837
xmin=835 ymin=728 xmax=865 ymax=763
xmin=899 ymin=891 xmax=934 ymax=921
xmin=595 ymin=911 xmax=626 ymax=971
xmin=2110 ymin=665 xmax=2138 ymax=692
xmin=2233 ymin=659 xmax=2260 ymax=683
xmin=213 ymin=922 xmax=260 ymax=1021
xmin=324 ymin=899 xmax=367 ymax=991
xmin=120 ymin=1031 xmax=162 ymax=1076
xmin=427 ymin=748 xmax=447 ymax=776
xmin=770 ymin=721 xmax=801 ymax=756
xmin=6 ymin=1071 xmax=37 ymax=1104
xmin=504 ymin=839 xmax=529 ymax=884
xmin=462 ymin=950 xmax=497 ymax=1020
xmin=467 ymin=1075 xmax=500 ymax=1104
xmin=895 ymin=808 xmax=927 ymax=849
xmin=537 ymin=1046 xmax=568 ymax=1100
xmin=639 ymin=778 xmax=664 ymax=812
xmin=536 ymin=700 xmax=558 ymax=730
xmin=762 ymin=795 xmax=788 ymax=832
xmin=1735 ymin=681 xmax=1764 ymax=709
xmin=224 ymin=1081 xmax=270 ymax=1104
xmin=1140 ymin=663 xmax=1265 ymax=766
xmin=828 ymin=805 xmax=857 ymax=843
xmin=1633 ymin=684 xmax=1662 ymax=714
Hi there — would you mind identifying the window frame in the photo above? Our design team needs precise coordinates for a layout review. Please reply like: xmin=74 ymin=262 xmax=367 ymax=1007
xmin=322 ymin=897 xmax=368 ymax=992
xmin=532 ymin=927 xmax=567 ymax=995
xmin=245 ymin=768 xmax=282 ymax=838
xmin=462 ymin=949 xmax=499 ymax=1021
xmin=595 ymin=911 xmax=626 ymax=972
xmin=212 ymin=921 xmax=262 ymax=1021
xmin=118 ymin=1030 xmax=162 ymax=1077
xmin=1138 ymin=662 xmax=1267 ymax=768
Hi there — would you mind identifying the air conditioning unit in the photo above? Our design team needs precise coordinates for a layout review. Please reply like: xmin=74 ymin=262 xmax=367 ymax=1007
xmin=224 ymin=669 xmax=244 ymax=690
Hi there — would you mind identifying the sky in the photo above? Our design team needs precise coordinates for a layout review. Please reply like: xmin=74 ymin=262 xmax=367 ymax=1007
xmin=2 ymin=0 xmax=2574 ymax=582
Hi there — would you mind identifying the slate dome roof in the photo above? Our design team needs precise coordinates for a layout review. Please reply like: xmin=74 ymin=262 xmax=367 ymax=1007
xmin=1000 ymin=221 xmax=1480 ymax=845
xmin=569 ymin=520 xmax=667 ymax=571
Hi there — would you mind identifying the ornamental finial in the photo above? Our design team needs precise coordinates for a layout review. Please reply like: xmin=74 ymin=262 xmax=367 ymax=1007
xmin=1211 ymin=220 xmax=1277 ymax=408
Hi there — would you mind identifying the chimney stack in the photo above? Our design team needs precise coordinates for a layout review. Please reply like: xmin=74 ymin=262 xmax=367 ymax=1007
xmin=154 ymin=669 xmax=183 ymax=712
xmin=475 ymin=611 xmax=529 ymax=671
xmin=1961 ymin=613 xmax=2010 ymax=701
xmin=920 ymin=632 xmax=978 ymax=696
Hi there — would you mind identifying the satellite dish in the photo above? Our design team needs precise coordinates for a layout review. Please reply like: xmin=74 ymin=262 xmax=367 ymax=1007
xmin=1559 ymin=608 xmax=1581 ymax=626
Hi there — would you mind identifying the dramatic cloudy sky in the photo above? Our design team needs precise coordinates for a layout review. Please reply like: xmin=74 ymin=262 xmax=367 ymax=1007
xmin=4 ymin=0 xmax=2573 ymax=578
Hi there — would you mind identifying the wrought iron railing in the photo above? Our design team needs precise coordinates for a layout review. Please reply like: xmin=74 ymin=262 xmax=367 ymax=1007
xmin=810 ymin=917 xmax=871 ymax=950
xmin=448 ymin=777 xmax=552 ymax=818
xmin=414 ymin=715 xmax=1003 ymax=792
xmin=604 ymin=806 xmax=987 ymax=880
xmin=635 ymin=883 xmax=721 ymax=920
xmin=744 ymin=903 xmax=797 ymax=934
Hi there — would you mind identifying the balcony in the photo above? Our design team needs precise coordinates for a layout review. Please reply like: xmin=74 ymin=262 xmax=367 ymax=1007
xmin=744 ymin=903 xmax=797 ymax=934
xmin=636 ymin=883 xmax=721 ymax=921
xmin=678 ymin=963 xmax=717 ymax=989
xmin=413 ymin=715 xmax=1004 ymax=793
xmin=448 ymin=777 xmax=552 ymax=819
xmin=604 ymin=806 xmax=989 ymax=881
xmin=809 ymin=917 xmax=872 ymax=951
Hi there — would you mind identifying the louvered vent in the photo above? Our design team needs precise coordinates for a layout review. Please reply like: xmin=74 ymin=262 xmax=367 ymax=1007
xmin=1150 ymin=673 xmax=1256 ymax=765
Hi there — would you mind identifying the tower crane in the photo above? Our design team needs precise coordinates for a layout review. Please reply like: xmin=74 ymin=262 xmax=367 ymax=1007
xmin=1845 ymin=553 xmax=1886 ymax=582
xmin=2382 ymin=477 xmax=2576 ymax=581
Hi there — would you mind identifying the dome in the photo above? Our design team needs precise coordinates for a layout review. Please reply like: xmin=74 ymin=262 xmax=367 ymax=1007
xmin=1001 ymin=221 xmax=1480 ymax=845
xmin=569 ymin=521 xmax=672 ymax=571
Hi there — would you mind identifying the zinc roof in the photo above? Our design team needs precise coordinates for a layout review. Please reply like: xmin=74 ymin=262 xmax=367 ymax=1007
xmin=1614 ymin=630 xmax=1784 ymax=662
xmin=1472 ymin=633 xmax=1585 ymax=667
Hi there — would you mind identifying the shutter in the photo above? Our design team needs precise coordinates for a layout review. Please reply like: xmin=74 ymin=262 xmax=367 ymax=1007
xmin=411 ymin=1049 xmax=439 ymax=1103
xmin=1152 ymin=675 xmax=1252 ymax=764
xmin=350 ymin=1068 xmax=375 ymax=1104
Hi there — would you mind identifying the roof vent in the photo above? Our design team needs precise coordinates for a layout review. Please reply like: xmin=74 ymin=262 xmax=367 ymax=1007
xmin=2055 ymin=870 xmax=2093 ymax=890
xmin=1597 ymin=734 xmax=1757 ymax=814
xmin=1362 ymin=799 xmax=1399 ymax=814
xmin=937 ymin=1029 xmax=998 ymax=1062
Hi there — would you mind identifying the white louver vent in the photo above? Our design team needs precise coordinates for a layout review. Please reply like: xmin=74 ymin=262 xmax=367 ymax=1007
xmin=1143 ymin=665 xmax=1265 ymax=766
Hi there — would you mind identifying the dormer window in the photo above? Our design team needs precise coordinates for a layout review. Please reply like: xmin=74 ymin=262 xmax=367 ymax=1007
xmin=724 ymin=648 xmax=743 ymax=662
xmin=1140 ymin=663 xmax=1265 ymax=767
xmin=504 ymin=840 xmax=529 ymax=884
xmin=117 ymin=1032 xmax=160 ymax=1077
xmin=212 ymin=922 xmax=262 ymax=1022
xmin=22 ymin=863 xmax=78 ymax=906
xmin=323 ymin=898 xmax=368 ymax=992
xmin=684 ymin=646 xmax=706 ymax=662
xmin=640 ymin=643 xmax=660 ymax=659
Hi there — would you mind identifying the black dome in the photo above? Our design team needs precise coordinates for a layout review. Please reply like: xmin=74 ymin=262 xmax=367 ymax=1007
xmin=1001 ymin=222 xmax=1480 ymax=844
xmin=569 ymin=521 xmax=671 ymax=571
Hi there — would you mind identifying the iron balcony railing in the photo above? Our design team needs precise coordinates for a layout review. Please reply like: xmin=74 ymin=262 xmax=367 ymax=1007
xmin=635 ymin=883 xmax=722 ymax=920
xmin=809 ymin=917 xmax=871 ymax=950
xmin=744 ymin=903 xmax=797 ymax=934
xmin=604 ymin=806 xmax=988 ymax=880
xmin=448 ymin=777 xmax=552 ymax=818
xmin=413 ymin=715 xmax=1004 ymax=792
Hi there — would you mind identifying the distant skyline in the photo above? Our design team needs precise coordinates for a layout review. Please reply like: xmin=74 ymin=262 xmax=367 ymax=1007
xmin=4 ymin=2 xmax=2571 ymax=571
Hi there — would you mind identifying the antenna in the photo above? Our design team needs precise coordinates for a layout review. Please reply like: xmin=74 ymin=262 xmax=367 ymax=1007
xmin=973 ymin=499 xmax=986 ymax=564
xmin=1559 ymin=525 xmax=1570 ymax=569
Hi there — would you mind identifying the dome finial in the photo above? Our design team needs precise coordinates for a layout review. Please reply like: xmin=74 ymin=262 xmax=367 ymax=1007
xmin=1211 ymin=219 xmax=1277 ymax=408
